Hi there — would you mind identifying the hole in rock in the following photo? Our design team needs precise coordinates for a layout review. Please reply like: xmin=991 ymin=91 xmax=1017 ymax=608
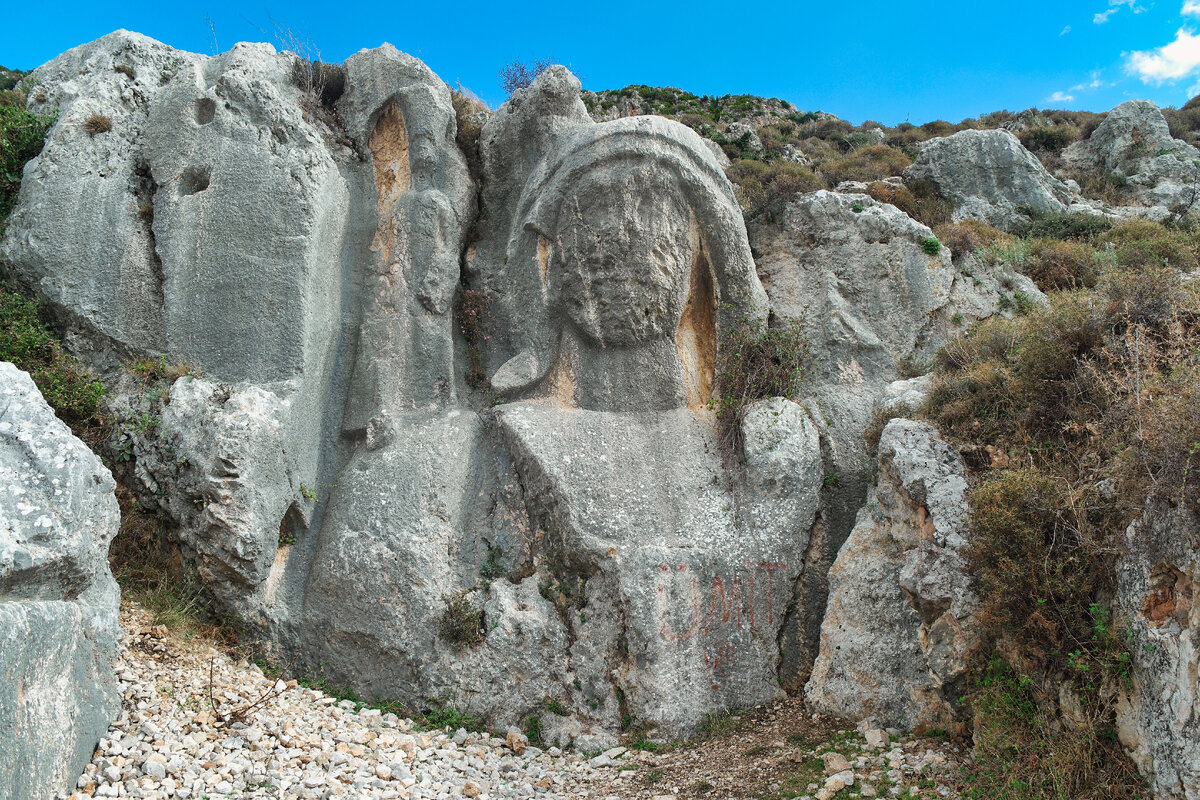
xmin=195 ymin=98 xmax=216 ymax=125
xmin=178 ymin=167 xmax=211 ymax=196
xmin=277 ymin=503 xmax=307 ymax=549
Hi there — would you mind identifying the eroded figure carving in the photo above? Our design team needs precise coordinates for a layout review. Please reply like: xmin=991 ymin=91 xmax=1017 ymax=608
xmin=346 ymin=83 xmax=471 ymax=428
xmin=478 ymin=103 xmax=768 ymax=412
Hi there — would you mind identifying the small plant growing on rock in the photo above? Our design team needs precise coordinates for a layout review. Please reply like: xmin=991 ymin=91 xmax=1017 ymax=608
xmin=922 ymin=236 xmax=942 ymax=256
xmin=84 ymin=113 xmax=112 ymax=136
xmin=523 ymin=714 xmax=542 ymax=743
xmin=498 ymin=58 xmax=554 ymax=97
xmin=710 ymin=312 xmax=810 ymax=469
xmin=438 ymin=593 xmax=485 ymax=649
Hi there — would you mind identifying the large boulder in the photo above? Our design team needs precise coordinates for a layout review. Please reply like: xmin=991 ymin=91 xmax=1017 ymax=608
xmin=1115 ymin=502 xmax=1199 ymax=800
xmin=904 ymin=128 xmax=1073 ymax=230
xmin=748 ymin=190 xmax=1037 ymax=675
xmin=0 ymin=362 xmax=121 ymax=800
xmin=1063 ymin=100 xmax=1200 ymax=215
xmin=805 ymin=419 xmax=977 ymax=731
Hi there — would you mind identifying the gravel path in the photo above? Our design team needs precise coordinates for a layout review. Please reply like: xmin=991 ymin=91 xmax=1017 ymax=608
xmin=59 ymin=604 xmax=964 ymax=800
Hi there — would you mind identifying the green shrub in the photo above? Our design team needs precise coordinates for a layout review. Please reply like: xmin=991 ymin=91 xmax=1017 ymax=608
xmin=1017 ymin=125 xmax=1078 ymax=153
xmin=421 ymin=700 xmax=486 ymax=732
xmin=498 ymin=58 xmax=553 ymax=97
xmin=935 ymin=220 xmax=1010 ymax=258
xmin=1069 ymin=170 xmax=1132 ymax=206
xmin=967 ymin=657 xmax=1144 ymax=800
xmin=866 ymin=178 xmax=953 ymax=229
xmin=969 ymin=470 xmax=1108 ymax=654
xmin=1019 ymin=212 xmax=1113 ymax=242
xmin=0 ymin=285 xmax=104 ymax=424
xmin=922 ymin=238 xmax=1200 ymax=798
xmin=922 ymin=236 xmax=942 ymax=256
xmin=920 ymin=119 xmax=958 ymax=137
xmin=1 ymin=103 xmax=54 ymax=222
xmin=523 ymin=714 xmax=542 ymax=743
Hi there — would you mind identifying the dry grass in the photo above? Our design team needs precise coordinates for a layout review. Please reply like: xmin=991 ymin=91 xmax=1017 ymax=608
xmin=866 ymin=178 xmax=954 ymax=228
xmin=818 ymin=144 xmax=912 ymax=187
xmin=726 ymin=159 xmax=823 ymax=222
xmin=1025 ymin=238 xmax=1101 ymax=290
xmin=108 ymin=486 xmax=237 ymax=645
xmin=84 ymin=113 xmax=112 ymax=136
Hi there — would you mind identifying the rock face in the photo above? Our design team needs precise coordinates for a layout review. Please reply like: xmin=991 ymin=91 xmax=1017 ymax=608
xmin=747 ymin=190 xmax=1035 ymax=675
xmin=1063 ymin=100 xmax=1200 ymax=215
xmin=298 ymin=65 xmax=818 ymax=738
xmin=805 ymin=419 xmax=977 ymax=732
xmin=904 ymin=128 xmax=1072 ymax=230
xmin=1 ymin=34 xmax=822 ymax=739
xmin=1115 ymin=503 xmax=1199 ymax=800
xmin=0 ymin=362 xmax=122 ymax=799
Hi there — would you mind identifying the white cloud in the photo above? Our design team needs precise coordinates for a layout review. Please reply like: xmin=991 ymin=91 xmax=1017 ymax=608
xmin=1096 ymin=0 xmax=1145 ymax=23
xmin=1047 ymin=91 xmax=1076 ymax=104
xmin=1185 ymin=1 xmax=1200 ymax=16
xmin=1061 ymin=25 xmax=1072 ymax=35
xmin=1127 ymin=28 xmax=1200 ymax=82
xmin=1070 ymin=71 xmax=1109 ymax=91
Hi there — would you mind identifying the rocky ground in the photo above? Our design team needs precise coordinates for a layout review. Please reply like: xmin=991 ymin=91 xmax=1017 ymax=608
xmin=60 ymin=604 xmax=966 ymax=800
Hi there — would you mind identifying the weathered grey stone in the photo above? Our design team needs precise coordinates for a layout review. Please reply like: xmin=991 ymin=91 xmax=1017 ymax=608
xmin=1063 ymin=100 xmax=1200 ymax=215
xmin=1 ymin=30 xmax=350 ymax=384
xmin=295 ymin=59 xmax=819 ymax=736
xmin=339 ymin=43 xmax=474 ymax=418
xmin=805 ymin=419 xmax=977 ymax=731
xmin=904 ymin=128 xmax=1073 ymax=230
xmin=1115 ymin=503 xmax=1199 ymax=800
xmin=0 ymin=362 xmax=121 ymax=800
xmin=495 ymin=398 xmax=821 ymax=733
xmin=115 ymin=376 xmax=298 ymax=619
xmin=749 ymin=190 xmax=1025 ymax=677
xmin=725 ymin=122 xmax=763 ymax=154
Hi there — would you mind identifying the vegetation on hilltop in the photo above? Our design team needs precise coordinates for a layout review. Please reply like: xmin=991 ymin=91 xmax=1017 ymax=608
xmin=582 ymin=83 xmax=1200 ymax=228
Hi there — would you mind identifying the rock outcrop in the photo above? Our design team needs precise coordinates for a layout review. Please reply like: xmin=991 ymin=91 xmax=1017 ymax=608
xmin=903 ymin=129 xmax=1073 ymax=230
xmin=1063 ymin=100 xmax=1200 ymax=216
xmin=805 ymin=419 xmax=977 ymax=732
xmin=1116 ymin=503 xmax=1199 ymax=800
xmin=1 ymin=34 xmax=822 ymax=740
xmin=0 ymin=362 xmax=122 ymax=799
xmin=747 ymin=190 xmax=1035 ymax=674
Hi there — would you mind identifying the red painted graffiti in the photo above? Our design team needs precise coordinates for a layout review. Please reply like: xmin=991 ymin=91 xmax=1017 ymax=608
xmin=656 ymin=561 xmax=788 ymax=642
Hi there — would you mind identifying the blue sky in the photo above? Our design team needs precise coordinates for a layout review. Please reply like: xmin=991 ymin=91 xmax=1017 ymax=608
xmin=7 ymin=1 xmax=1200 ymax=124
